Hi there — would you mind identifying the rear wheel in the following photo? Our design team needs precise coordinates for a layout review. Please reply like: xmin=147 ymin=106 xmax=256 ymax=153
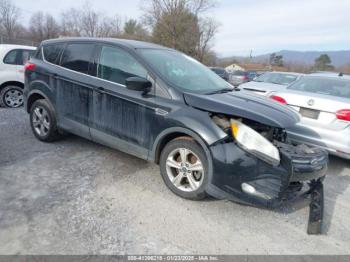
xmin=160 ymin=137 xmax=209 ymax=200
xmin=0 ymin=86 xmax=24 ymax=108
xmin=30 ymin=99 xmax=61 ymax=142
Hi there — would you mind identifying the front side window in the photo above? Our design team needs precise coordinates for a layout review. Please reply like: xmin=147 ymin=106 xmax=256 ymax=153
xmin=60 ymin=43 xmax=95 ymax=74
xmin=288 ymin=77 xmax=350 ymax=99
xmin=139 ymin=49 xmax=232 ymax=94
xmin=97 ymin=46 xmax=147 ymax=86
xmin=3 ymin=49 xmax=20 ymax=65
xmin=43 ymin=44 xmax=64 ymax=64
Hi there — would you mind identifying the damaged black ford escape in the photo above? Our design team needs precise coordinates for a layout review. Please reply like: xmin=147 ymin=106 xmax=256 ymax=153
xmin=24 ymin=38 xmax=328 ymax=211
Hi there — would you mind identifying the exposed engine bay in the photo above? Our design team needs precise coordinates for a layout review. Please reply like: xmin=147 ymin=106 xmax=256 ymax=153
xmin=211 ymin=113 xmax=288 ymax=143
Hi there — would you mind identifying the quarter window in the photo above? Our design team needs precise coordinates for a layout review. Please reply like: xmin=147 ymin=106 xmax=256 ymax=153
xmin=97 ymin=46 xmax=147 ymax=86
xmin=60 ymin=43 xmax=95 ymax=74
xmin=43 ymin=44 xmax=64 ymax=64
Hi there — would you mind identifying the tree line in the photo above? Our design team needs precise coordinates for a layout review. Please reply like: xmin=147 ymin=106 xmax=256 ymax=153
xmin=0 ymin=0 xmax=219 ymax=64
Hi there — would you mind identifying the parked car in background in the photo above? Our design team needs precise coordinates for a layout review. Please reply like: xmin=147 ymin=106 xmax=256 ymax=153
xmin=270 ymin=73 xmax=350 ymax=159
xmin=246 ymin=70 xmax=258 ymax=81
xmin=24 ymin=38 xmax=327 ymax=209
xmin=240 ymin=72 xmax=302 ymax=96
xmin=228 ymin=70 xmax=250 ymax=87
xmin=0 ymin=44 xmax=36 ymax=108
xmin=210 ymin=67 xmax=229 ymax=81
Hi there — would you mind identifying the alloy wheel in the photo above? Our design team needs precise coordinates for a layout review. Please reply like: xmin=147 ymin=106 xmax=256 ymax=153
xmin=32 ymin=106 xmax=51 ymax=137
xmin=165 ymin=148 xmax=204 ymax=192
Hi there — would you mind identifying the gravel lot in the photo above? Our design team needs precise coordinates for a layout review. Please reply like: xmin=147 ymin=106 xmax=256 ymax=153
xmin=1 ymin=107 xmax=350 ymax=255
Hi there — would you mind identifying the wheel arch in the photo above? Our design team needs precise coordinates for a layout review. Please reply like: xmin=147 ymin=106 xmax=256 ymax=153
xmin=26 ymin=90 xmax=53 ymax=113
xmin=150 ymin=127 xmax=213 ymax=166
xmin=0 ymin=81 xmax=24 ymax=91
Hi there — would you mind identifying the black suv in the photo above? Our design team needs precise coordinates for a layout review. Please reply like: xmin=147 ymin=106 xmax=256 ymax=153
xmin=24 ymin=38 xmax=327 ymax=208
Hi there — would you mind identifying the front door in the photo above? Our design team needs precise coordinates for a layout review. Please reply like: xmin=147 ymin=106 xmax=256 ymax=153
xmin=89 ymin=45 xmax=156 ymax=159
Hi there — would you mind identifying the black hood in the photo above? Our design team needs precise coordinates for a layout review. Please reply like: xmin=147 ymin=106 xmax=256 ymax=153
xmin=184 ymin=91 xmax=300 ymax=128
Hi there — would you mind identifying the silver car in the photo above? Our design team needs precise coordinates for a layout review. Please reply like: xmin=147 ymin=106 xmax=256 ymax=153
xmin=240 ymin=71 xmax=303 ymax=95
xmin=228 ymin=70 xmax=249 ymax=87
xmin=270 ymin=73 xmax=350 ymax=159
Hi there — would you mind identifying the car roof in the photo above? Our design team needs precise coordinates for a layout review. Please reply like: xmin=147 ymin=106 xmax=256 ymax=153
xmin=0 ymin=44 xmax=36 ymax=51
xmin=41 ymin=37 xmax=172 ymax=50
xmin=265 ymin=71 xmax=303 ymax=76
xmin=304 ymin=74 xmax=350 ymax=80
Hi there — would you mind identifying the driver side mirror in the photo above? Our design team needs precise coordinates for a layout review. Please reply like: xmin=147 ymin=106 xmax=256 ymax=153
xmin=126 ymin=76 xmax=152 ymax=95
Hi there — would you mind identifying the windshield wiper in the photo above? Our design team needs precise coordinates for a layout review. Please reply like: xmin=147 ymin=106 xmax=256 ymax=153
xmin=206 ymin=88 xmax=234 ymax=95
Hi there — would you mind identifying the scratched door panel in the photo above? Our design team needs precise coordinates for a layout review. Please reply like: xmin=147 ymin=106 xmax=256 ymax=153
xmin=93 ymin=90 xmax=151 ymax=148
xmin=55 ymin=77 xmax=92 ymax=140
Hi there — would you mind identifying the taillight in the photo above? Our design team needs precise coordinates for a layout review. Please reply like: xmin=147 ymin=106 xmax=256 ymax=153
xmin=243 ymin=75 xmax=249 ymax=81
xmin=24 ymin=62 xmax=36 ymax=71
xmin=336 ymin=109 xmax=350 ymax=122
xmin=270 ymin=95 xmax=287 ymax=104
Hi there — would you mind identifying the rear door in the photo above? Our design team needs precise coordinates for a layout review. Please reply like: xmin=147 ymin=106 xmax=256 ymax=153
xmin=55 ymin=42 xmax=96 ymax=139
xmin=89 ymin=44 xmax=157 ymax=159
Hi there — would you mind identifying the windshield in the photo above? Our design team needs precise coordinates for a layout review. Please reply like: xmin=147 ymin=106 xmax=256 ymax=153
xmin=254 ymin=72 xmax=298 ymax=85
xmin=139 ymin=49 xmax=232 ymax=94
xmin=288 ymin=77 xmax=350 ymax=99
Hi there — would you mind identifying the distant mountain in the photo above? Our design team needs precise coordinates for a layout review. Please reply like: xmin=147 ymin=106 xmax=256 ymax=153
xmin=222 ymin=50 xmax=350 ymax=67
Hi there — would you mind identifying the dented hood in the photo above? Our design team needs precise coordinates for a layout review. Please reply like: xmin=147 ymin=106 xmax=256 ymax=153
xmin=184 ymin=91 xmax=300 ymax=128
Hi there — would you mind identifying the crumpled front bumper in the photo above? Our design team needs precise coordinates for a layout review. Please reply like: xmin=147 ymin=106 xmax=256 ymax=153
xmin=207 ymin=140 xmax=328 ymax=208
xmin=277 ymin=142 xmax=328 ymax=182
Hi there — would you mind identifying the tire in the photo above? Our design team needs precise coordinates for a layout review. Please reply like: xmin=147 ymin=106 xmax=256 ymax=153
xmin=30 ymin=99 xmax=61 ymax=142
xmin=160 ymin=137 xmax=209 ymax=200
xmin=0 ymin=85 xmax=24 ymax=108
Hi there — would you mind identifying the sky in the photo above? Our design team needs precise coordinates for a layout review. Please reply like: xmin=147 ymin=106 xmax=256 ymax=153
xmin=11 ymin=0 xmax=350 ymax=57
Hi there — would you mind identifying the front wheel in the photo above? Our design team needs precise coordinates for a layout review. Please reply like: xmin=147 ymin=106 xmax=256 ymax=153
xmin=160 ymin=137 xmax=209 ymax=200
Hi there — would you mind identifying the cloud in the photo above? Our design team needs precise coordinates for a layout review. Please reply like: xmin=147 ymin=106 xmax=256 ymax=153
xmin=213 ymin=0 xmax=350 ymax=56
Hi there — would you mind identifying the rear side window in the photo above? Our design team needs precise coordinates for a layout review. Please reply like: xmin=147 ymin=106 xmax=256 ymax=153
xmin=43 ymin=44 xmax=64 ymax=64
xmin=60 ymin=43 xmax=95 ymax=74
xmin=3 ymin=49 xmax=20 ymax=65
xmin=288 ymin=77 xmax=350 ymax=99
xmin=20 ymin=50 xmax=35 ymax=65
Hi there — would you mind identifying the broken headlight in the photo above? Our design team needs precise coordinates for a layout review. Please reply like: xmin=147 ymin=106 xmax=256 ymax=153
xmin=230 ymin=119 xmax=280 ymax=166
